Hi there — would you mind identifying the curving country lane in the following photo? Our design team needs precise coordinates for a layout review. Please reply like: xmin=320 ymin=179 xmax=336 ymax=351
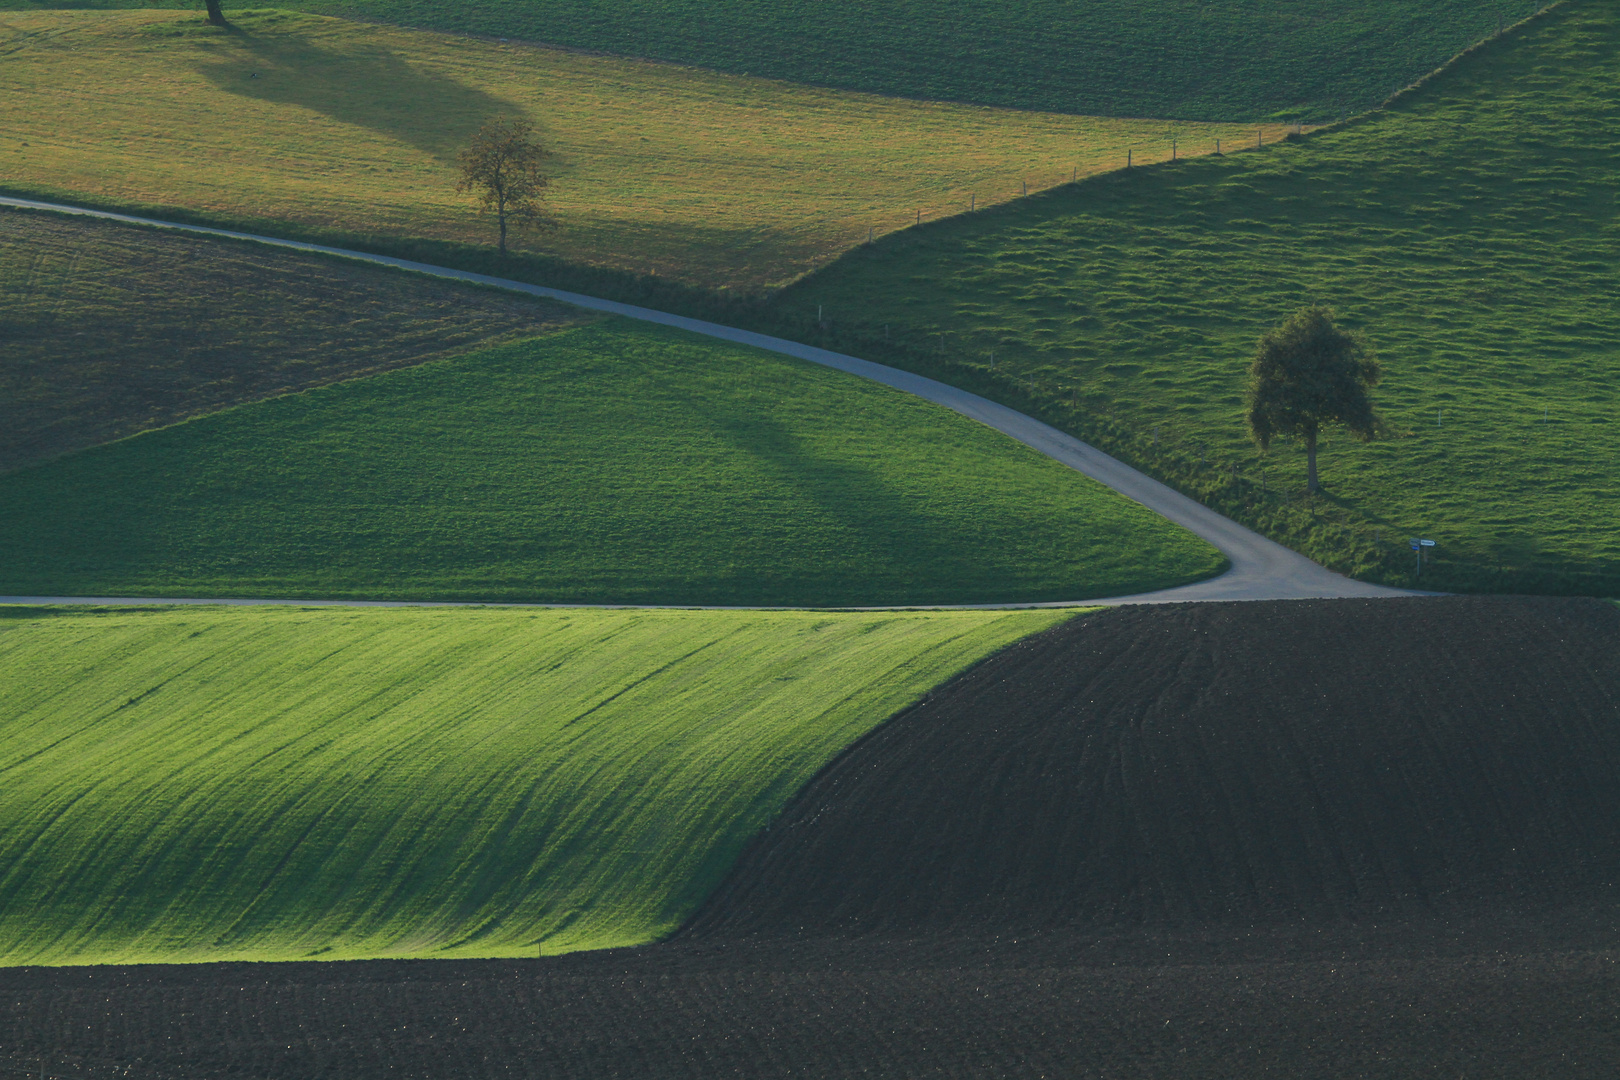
xmin=0 ymin=195 xmax=1427 ymax=608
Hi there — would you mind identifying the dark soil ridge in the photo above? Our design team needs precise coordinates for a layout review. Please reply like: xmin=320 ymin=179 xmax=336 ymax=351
xmin=6 ymin=596 xmax=1620 ymax=1079
xmin=684 ymin=595 xmax=1620 ymax=939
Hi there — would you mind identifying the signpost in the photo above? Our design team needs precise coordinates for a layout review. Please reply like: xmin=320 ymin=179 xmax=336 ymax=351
xmin=1409 ymin=538 xmax=1436 ymax=576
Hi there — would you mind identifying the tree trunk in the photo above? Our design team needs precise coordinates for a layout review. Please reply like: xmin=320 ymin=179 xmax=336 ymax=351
xmin=204 ymin=0 xmax=227 ymax=26
xmin=497 ymin=206 xmax=508 ymax=256
xmin=1305 ymin=427 xmax=1321 ymax=494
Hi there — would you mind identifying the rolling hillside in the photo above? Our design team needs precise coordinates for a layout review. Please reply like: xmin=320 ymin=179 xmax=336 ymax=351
xmin=0 ymin=317 xmax=1223 ymax=605
xmin=8 ymin=1 xmax=1510 ymax=123
xmin=6 ymin=596 xmax=1619 ymax=1078
xmin=0 ymin=9 xmax=1290 ymax=289
xmin=0 ymin=206 xmax=585 ymax=473
xmin=0 ymin=603 xmax=1067 ymax=965
xmin=689 ymin=596 xmax=1620 ymax=937
xmin=785 ymin=2 xmax=1620 ymax=596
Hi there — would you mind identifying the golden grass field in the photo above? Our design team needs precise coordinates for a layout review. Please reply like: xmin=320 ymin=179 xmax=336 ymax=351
xmin=0 ymin=8 xmax=1298 ymax=288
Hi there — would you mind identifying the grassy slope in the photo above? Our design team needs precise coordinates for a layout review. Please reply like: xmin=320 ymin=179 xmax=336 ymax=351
xmin=0 ymin=604 xmax=1068 ymax=964
xmin=0 ymin=318 xmax=1224 ymax=605
xmin=0 ymin=9 xmax=1291 ymax=290
xmin=12 ymin=0 xmax=1510 ymax=123
xmin=784 ymin=2 xmax=1620 ymax=596
xmin=0 ymin=206 xmax=585 ymax=473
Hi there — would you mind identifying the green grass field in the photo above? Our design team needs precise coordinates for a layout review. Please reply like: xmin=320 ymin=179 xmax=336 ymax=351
xmin=0 ymin=603 xmax=1068 ymax=964
xmin=0 ymin=317 xmax=1223 ymax=605
xmin=0 ymin=9 xmax=1289 ymax=289
xmin=17 ymin=0 xmax=1512 ymax=123
xmin=0 ymin=206 xmax=585 ymax=473
xmin=782 ymin=1 xmax=1620 ymax=597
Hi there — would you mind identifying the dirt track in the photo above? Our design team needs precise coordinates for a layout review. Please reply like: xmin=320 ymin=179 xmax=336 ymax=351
xmin=4 ymin=596 xmax=1619 ymax=1078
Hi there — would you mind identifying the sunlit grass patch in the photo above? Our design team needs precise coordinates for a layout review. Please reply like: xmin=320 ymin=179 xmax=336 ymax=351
xmin=0 ymin=8 xmax=1297 ymax=288
xmin=0 ymin=603 xmax=1070 ymax=964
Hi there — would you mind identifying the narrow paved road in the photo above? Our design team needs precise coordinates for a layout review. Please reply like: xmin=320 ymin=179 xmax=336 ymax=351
xmin=0 ymin=195 xmax=1427 ymax=608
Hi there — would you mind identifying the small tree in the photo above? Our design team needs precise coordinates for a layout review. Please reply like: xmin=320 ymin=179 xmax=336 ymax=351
xmin=203 ymin=0 xmax=227 ymax=26
xmin=1246 ymin=306 xmax=1384 ymax=494
xmin=456 ymin=118 xmax=554 ymax=256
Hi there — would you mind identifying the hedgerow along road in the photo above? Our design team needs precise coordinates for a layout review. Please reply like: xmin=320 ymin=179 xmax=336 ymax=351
xmin=0 ymin=195 xmax=1426 ymax=609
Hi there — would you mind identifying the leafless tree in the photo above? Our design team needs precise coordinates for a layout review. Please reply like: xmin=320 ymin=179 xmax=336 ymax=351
xmin=456 ymin=118 xmax=555 ymax=256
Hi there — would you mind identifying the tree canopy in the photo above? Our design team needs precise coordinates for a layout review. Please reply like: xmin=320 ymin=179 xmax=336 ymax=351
xmin=456 ymin=118 xmax=554 ymax=256
xmin=1246 ymin=306 xmax=1384 ymax=493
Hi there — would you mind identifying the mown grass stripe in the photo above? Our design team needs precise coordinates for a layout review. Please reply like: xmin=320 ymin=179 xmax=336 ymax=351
xmin=0 ymin=604 xmax=1071 ymax=965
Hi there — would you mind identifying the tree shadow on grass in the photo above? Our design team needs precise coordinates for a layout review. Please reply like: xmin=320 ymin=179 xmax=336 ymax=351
xmin=189 ymin=16 xmax=521 ymax=162
xmin=673 ymin=388 xmax=1032 ymax=604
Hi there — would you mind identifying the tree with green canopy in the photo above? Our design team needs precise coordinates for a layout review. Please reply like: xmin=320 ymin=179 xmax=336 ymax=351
xmin=1246 ymin=306 xmax=1384 ymax=494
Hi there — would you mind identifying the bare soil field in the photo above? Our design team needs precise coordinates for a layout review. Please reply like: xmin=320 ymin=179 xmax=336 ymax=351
xmin=0 ymin=209 xmax=582 ymax=473
xmin=4 ymin=597 xmax=1619 ymax=1078
xmin=691 ymin=596 xmax=1620 ymax=935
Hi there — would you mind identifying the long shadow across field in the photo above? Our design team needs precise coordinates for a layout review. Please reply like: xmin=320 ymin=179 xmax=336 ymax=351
xmin=4 ymin=597 xmax=1619 ymax=1078
xmin=189 ymin=16 xmax=516 ymax=160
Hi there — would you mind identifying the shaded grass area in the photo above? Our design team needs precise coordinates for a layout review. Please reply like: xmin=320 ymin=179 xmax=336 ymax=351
xmin=12 ymin=0 xmax=1514 ymax=124
xmin=782 ymin=2 xmax=1620 ymax=596
xmin=0 ymin=319 xmax=1223 ymax=605
xmin=0 ymin=9 xmax=1292 ymax=290
xmin=0 ymin=206 xmax=585 ymax=473
xmin=0 ymin=603 xmax=1067 ymax=964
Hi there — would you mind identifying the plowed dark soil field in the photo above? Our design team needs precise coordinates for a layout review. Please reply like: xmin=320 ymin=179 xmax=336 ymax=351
xmin=5 ymin=597 xmax=1619 ymax=1079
